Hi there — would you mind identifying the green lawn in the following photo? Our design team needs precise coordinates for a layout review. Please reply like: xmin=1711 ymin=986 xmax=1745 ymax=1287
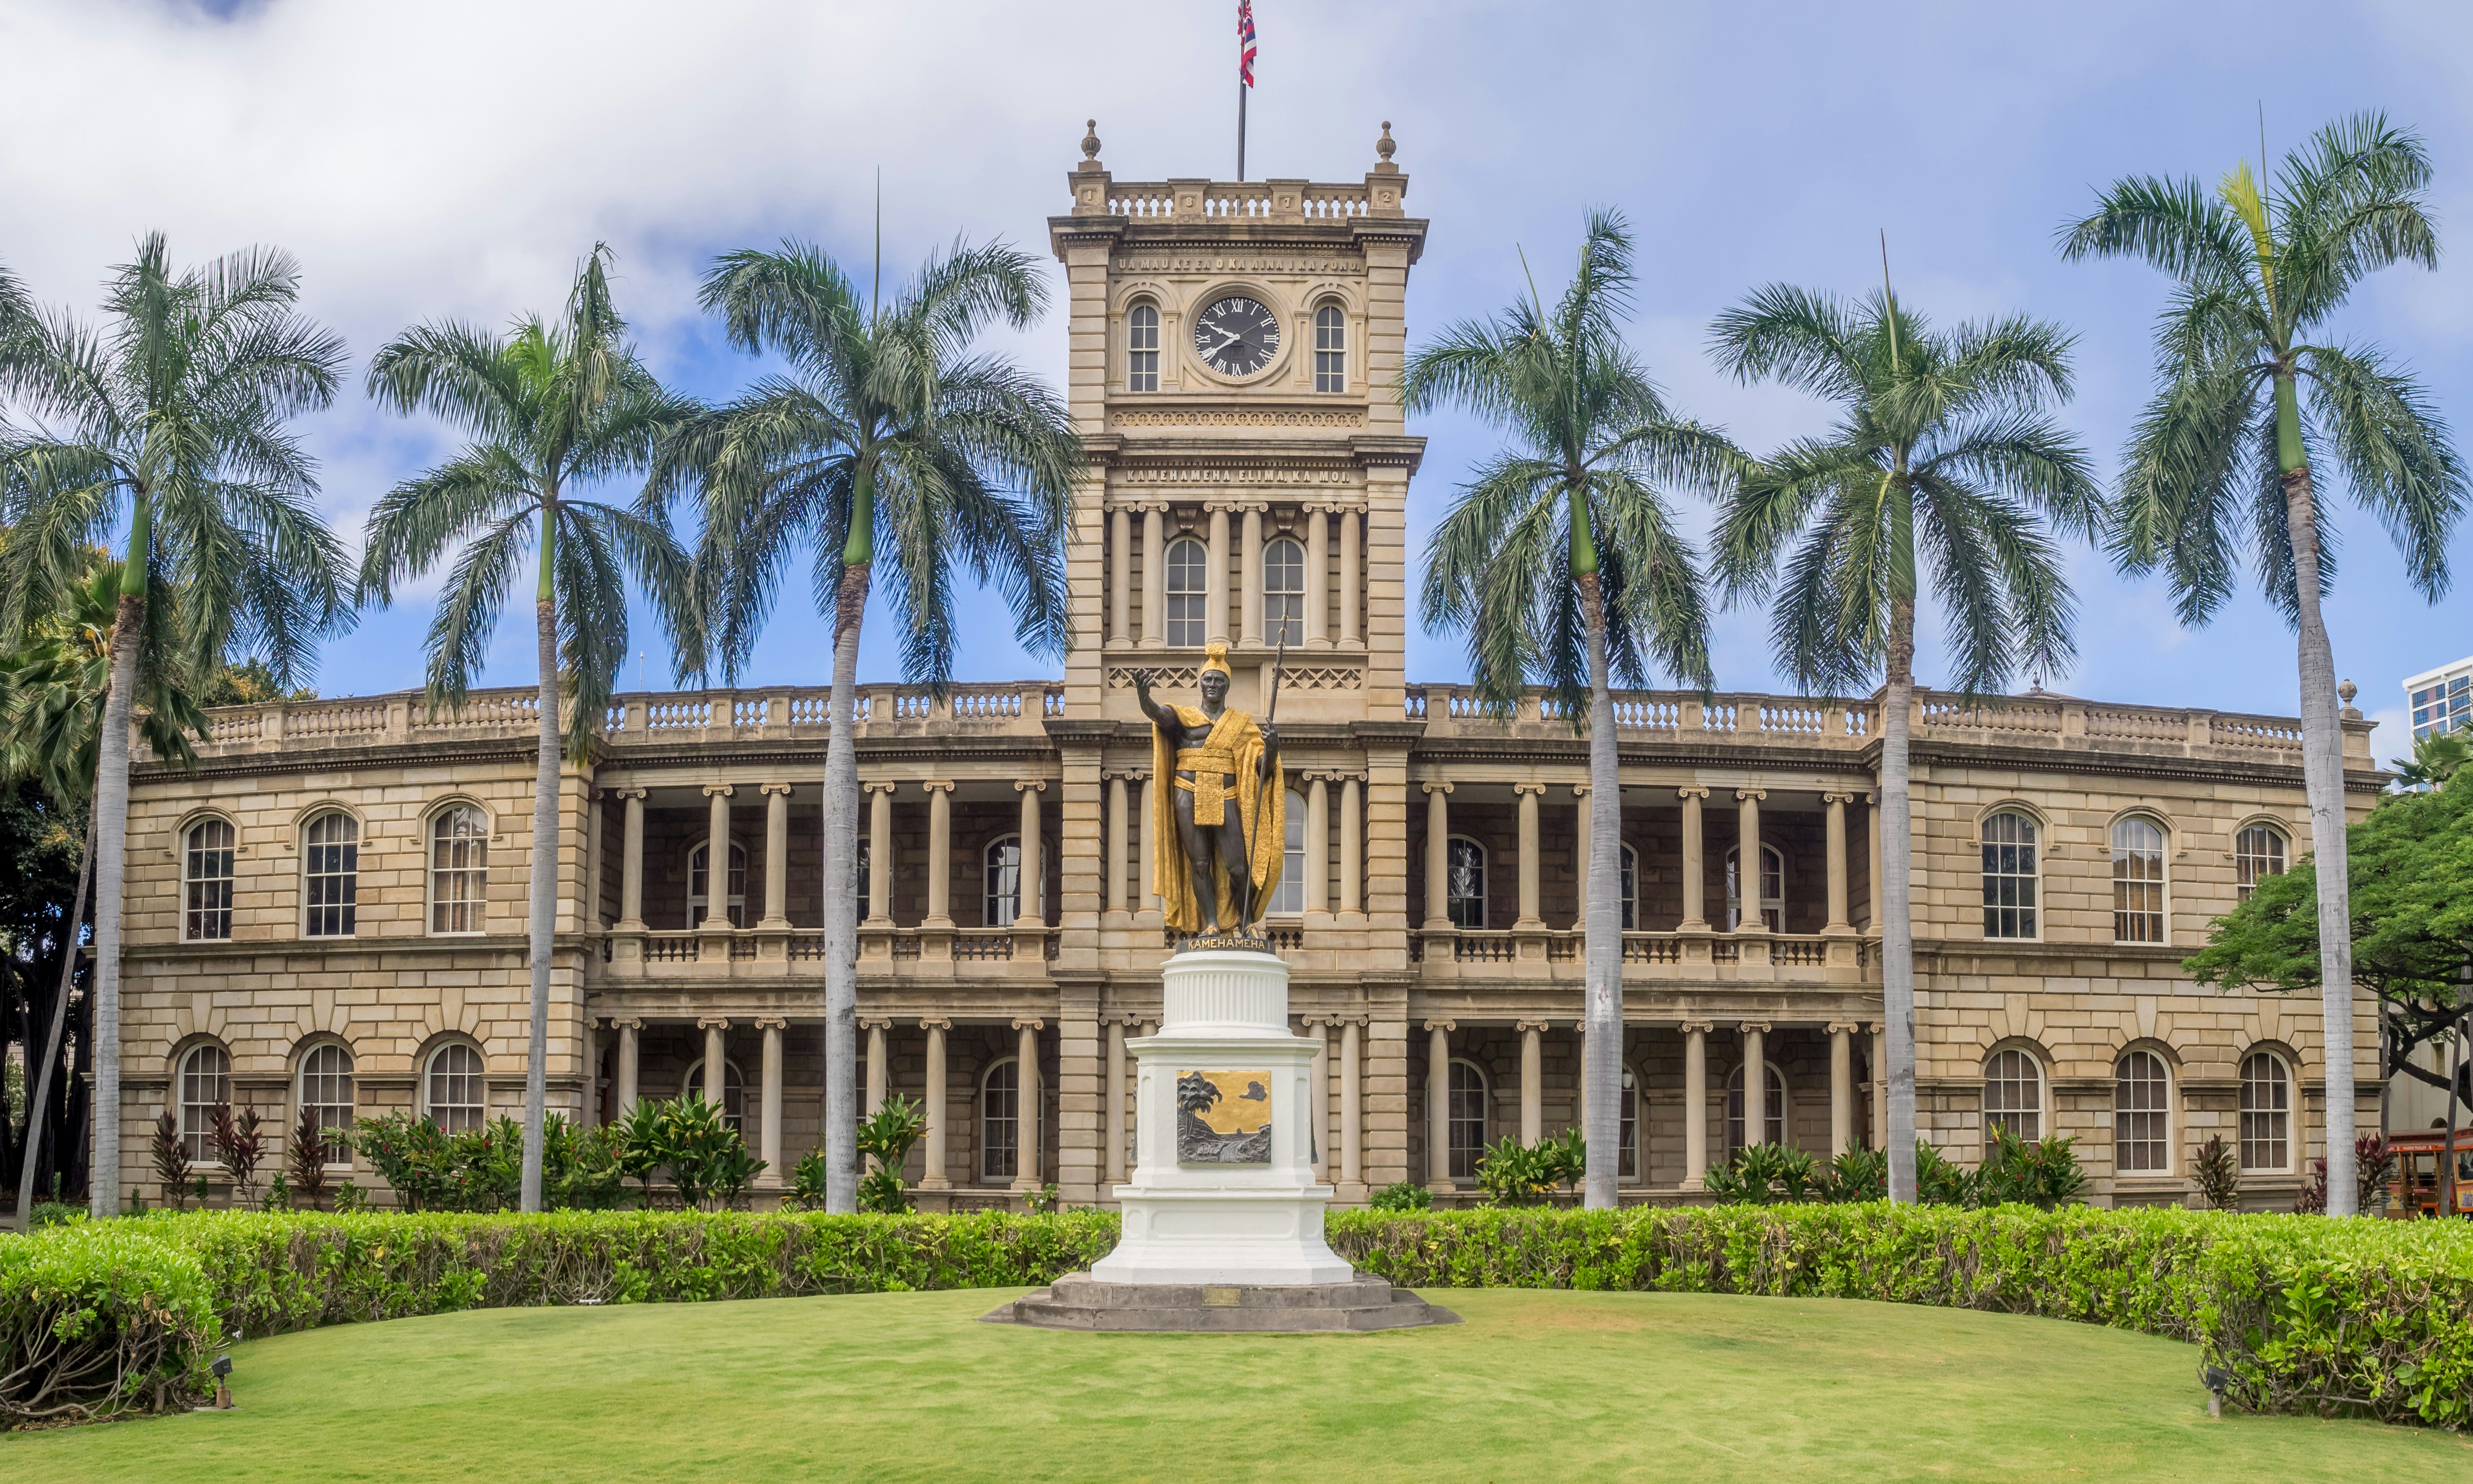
xmin=7 ymin=1289 xmax=2468 ymax=1482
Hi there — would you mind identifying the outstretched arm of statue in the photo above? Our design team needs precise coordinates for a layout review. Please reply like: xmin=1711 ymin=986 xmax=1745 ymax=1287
xmin=1132 ymin=671 xmax=1180 ymax=733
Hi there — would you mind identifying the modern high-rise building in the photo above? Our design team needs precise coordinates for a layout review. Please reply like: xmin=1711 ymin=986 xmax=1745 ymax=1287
xmin=2405 ymin=655 xmax=2473 ymax=743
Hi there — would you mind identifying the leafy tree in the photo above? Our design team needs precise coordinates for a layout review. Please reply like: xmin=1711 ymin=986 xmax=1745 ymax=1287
xmin=0 ymin=236 xmax=352 ymax=1217
xmin=655 ymin=237 xmax=1079 ymax=1212
xmin=1404 ymin=211 xmax=1740 ymax=1208
xmin=1708 ymin=277 xmax=2101 ymax=1203
xmin=2061 ymin=113 xmax=2470 ymax=1213
xmin=196 ymin=655 xmax=316 ymax=708
xmin=360 ymin=247 xmax=696 ymax=1213
xmin=856 ymin=1094 xmax=927 ymax=1213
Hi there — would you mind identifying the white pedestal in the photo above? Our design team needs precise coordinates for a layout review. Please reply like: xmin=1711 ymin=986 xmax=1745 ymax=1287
xmin=1089 ymin=948 xmax=1352 ymax=1286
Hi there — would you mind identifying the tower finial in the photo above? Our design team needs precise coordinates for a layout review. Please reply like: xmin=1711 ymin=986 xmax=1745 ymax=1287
xmin=1081 ymin=119 xmax=1102 ymax=164
xmin=1376 ymin=121 xmax=1395 ymax=164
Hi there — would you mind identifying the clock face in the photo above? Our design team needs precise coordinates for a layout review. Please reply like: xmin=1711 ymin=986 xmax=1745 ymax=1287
xmin=1192 ymin=295 xmax=1281 ymax=378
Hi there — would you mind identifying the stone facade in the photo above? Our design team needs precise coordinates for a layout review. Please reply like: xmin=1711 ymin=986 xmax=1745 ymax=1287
xmin=109 ymin=130 xmax=2385 ymax=1214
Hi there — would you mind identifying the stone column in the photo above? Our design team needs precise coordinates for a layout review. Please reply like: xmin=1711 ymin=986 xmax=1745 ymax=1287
xmin=1014 ymin=781 xmax=1045 ymax=927
xmin=1013 ymin=1019 xmax=1044 ymax=1190
xmin=1339 ymin=1018 xmax=1364 ymax=1194
xmin=1871 ymin=1023 xmax=1888 ymax=1150
xmin=1109 ymin=505 xmax=1131 ymax=645
xmin=1571 ymin=785 xmax=1591 ymax=928
xmin=1205 ymin=505 xmax=1230 ymax=645
xmin=1139 ymin=774 xmax=1159 ymax=914
xmin=616 ymin=789 xmax=647 ymax=931
xmin=759 ymin=783 xmax=793 ymax=929
xmin=583 ymin=1022 xmax=602 ymax=1126
xmin=919 ymin=1019 xmax=952 ymax=1189
xmin=1338 ymin=776 xmax=1363 ymax=918
xmin=586 ymin=788 xmax=607 ymax=931
xmin=1828 ymin=1022 xmax=1857 ymax=1157
xmin=1239 ymin=505 xmax=1264 ymax=648
xmin=865 ymin=782 xmax=894 ymax=925
xmin=1823 ymin=791 xmax=1854 ymax=933
xmin=701 ymin=1019 xmax=729 ymax=1107
xmin=1422 ymin=781 xmax=1453 ymax=930
xmin=922 ymin=781 xmax=955 ymax=927
xmin=1303 ymin=506 xmax=1329 ymax=647
xmin=1303 ymin=776 xmax=1330 ymax=915
xmin=1141 ymin=506 xmax=1167 ymax=646
xmin=1518 ymin=1020 xmax=1547 ymax=1146
xmin=1307 ymin=1020 xmax=1330 ymax=1178
xmin=701 ymin=785 xmax=735 ymax=929
xmin=1682 ymin=1020 xmax=1711 ymax=1182
xmin=1740 ymin=1022 xmax=1769 ymax=1146
xmin=757 ymin=1018 xmax=785 ymax=1181
xmin=1425 ymin=1020 xmax=1454 ymax=1188
xmin=1514 ymin=783 xmax=1545 ymax=929
xmin=1866 ymin=795 xmax=1883 ymax=936
xmin=1338 ymin=507 xmax=1361 ymax=647
xmin=1678 ymin=786 xmax=1710 ymax=931
xmin=1106 ymin=775 xmax=1130 ymax=916
xmin=1735 ymin=790 xmax=1766 ymax=932
xmin=1105 ymin=1019 xmax=1128 ymax=1186
xmin=614 ymin=1018 xmax=641 ymax=1115
xmin=863 ymin=1020 xmax=888 ymax=1116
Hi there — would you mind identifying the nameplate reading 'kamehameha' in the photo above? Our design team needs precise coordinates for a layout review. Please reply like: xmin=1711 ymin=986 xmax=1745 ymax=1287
xmin=1176 ymin=1069 xmax=1273 ymax=1164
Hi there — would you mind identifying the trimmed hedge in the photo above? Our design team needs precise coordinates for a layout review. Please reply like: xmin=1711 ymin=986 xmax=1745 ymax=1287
xmin=6 ymin=1204 xmax=2470 ymax=1430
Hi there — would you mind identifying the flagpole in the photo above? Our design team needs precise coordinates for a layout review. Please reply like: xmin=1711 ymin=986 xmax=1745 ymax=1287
xmin=1237 ymin=82 xmax=1247 ymax=181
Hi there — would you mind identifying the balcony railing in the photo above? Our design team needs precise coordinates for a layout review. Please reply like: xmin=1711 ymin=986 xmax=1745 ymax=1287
xmin=1410 ymin=928 xmax=1870 ymax=982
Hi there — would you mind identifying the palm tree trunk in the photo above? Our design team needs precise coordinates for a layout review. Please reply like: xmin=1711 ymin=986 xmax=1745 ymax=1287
xmin=86 ymin=591 xmax=143 ymax=1219
xmin=519 ymin=537 xmax=560 ymax=1214
xmin=1577 ymin=573 xmax=1621 ymax=1209
xmin=821 ymin=561 xmax=870 ymax=1213
xmin=1881 ymin=596 xmax=1919 ymax=1203
xmin=2281 ymin=456 xmax=2358 ymax=1216
xmin=14 ymin=807 xmax=94 ymax=1231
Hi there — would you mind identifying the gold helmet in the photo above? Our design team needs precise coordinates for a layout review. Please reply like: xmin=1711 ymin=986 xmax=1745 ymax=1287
xmin=1199 ymin=640 xmax=1233 ymax=679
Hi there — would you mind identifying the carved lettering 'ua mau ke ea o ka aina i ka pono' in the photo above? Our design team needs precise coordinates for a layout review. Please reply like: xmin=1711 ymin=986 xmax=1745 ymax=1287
xmin=1136 ymin=642 xmax=1285 ymax=940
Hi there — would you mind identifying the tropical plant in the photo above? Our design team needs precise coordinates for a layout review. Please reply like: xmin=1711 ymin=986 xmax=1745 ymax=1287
xmin=1976 ymin=1127 xmax=2088 ymax=1210
xmin=2391 ymin=729 xmax=2471 ymax=790
xmin=1474 ymin=1129 xmax=1585 ymax=1208
xmin=0 ymin=235 xmax=353 ymax=1218
xmin=856 ymin=1094 xmax=927 ymax=1214
xmin=1368 ymin=1179 xmax=1432 ymax=1212
xmin=209 ymin=1103 xmax=267 ymax=1210
xmin=644 ymin=1093 xmax=763 ymax=1211
xmin=2060 ymin=113 xmax=2470 ymax=1214
xmin=1708 ymin=274 xmax=2102 ymax=1203
xmin=149 ymin=1110 xmax=189 ymax=1209
xmin=1703 ymin=1142 xmax=1823 ymax=1205
xmin=656 ymin=237 xmax=1080 ymax=1212
xmin=1913 ymin=1139 xmax=1980 ymax=1208
xmin=1404 ymin=211 xmax=1740 ymax=1208
xmin=2191 ymin=1134 xmax=2241 ymax=1210
xmin=262 ymin=1169 xmax=291 ymax=1212
xmin=360 ymin=246 xmax=696 ymax=1213
xmin=285 ymin=1103 xmax=333 ymax=1213
xmin=1820 ymin=1144 xmax=1888 ymax=1203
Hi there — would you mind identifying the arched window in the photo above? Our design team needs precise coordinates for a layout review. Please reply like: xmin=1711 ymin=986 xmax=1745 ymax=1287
xmin=1446 ymin=1058 xmax=1488 ymax=1178
xmin=985 ymin=834 xmax=1041 ymax=926
xmin=425 ymin=1043 xmax=485 ymax=1133
xmin=1726 ymin=1060 xmax=1786 ymax=1153
xmin=1269 ymin=788 xmax=1307 ymax=914
xmin=2113 ymin=1050 xmax=2171 ymax=1174
xmin=1445 ymin=836 xmax=1486 ymax=928
xmin=1981 ymin=811 xmax=2039 ymax=940
xmin=1618 ymin=1064 xmax=1641 ymax=1179
xmin=982 ymin=1057 xmax=1020 ymax=1181
xmin=1723 ymin=843 xmax=1784 ymax=932
xmin=1262 ymin=535 xmax=1306 ymax=646
xmin=2239 ymin=1052 xmax=2292 ymax=1172
xmin=1127 ymin=303 xmax=1160 ymax=392
xmin=183 ymin=818 xmax=236 ymax=942
xmin=2235 ymin=824 xmax=2288 ymax=903
xmin=1983 ymin=1048 xmax=2044 ymax=1145
xmin=178 ymin=1043 xmax=230 ymax=1163
xmin=1313 ymin=304 xmax=1346 ymax=392
xmin=680 ymin=1057 xmax=747 ymax=1132
xmin=687 ymin=838 xmax=748 ymax=928
xmin=429 ymin=806 xmax=489 ymax=935
xmin=302 ymin=811 xmax=359 ymax=938
xmin=2112 ymin=816 xmax=2167 ymax=943
xmin=1620 ymin=844 xmax=1639 ymax=931
xmin=1165 ymin=535 xmax=1209 ymax=647
xmin=298 ymin=1043 xmax=355 ymax=1167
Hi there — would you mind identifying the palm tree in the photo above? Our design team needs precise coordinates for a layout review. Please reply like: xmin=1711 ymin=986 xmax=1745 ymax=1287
xmin=656 ymin=238 xmax=1079 ymax=1212
xmin=1403 ymin=211 xmax=1740 ymax=1209
xmin=361 ymin=247 xmax=696 ymax=1213
xmin=2060 ymin=113 xmax=2467 ymax=1215
xmin=1708 ymin=278 xmax=2101 ymax=1203
xmin=0 ymin=236 xmax=351 ymax=1218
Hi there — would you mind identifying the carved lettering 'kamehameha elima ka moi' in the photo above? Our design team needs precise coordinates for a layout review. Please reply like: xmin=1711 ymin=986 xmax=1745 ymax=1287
xmin=1135 ymin=642 xmax=1285 ymax=942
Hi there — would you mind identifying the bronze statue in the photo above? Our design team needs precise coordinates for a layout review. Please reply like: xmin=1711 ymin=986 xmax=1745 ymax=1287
xmin=1138 ymin=642 xmax=1284 ymax=937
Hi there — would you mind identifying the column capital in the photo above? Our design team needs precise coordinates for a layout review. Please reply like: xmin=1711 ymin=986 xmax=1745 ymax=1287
xmin=862 ymin=779 xmax=902 ymax=796
xmin=1571 ymin=783 xmax=1589 ymax=797
xmin=1737 ymin=1019 xmax=1772 ymax=1035
xmin=759 ymin=782 xmax=796 ymax=798
xmin=755 ymin=1017 xmax=789 ymax=1032
xmin=919 ymin=1016 xmax=953 ymax=1032
xmin=1421 ymin=780 xmax=1454 ymax=796
xmin=1011 ymin=1017 xmax=1046 ymax=1032
xmin=1826 ymin=1021 xmax=1863 ymax=1035
xmin=610 ymin=1016 xmax=645 ymax=1032
xmin=696 ymin=1016 xmax=732 ymax=1031
xmin=613 ymin=786 xmax=649 ymax=801
xmin=702 ymin=783 xmax=736 ymax=798
xmin=1821 ymin=791 xmax=1857 ymax=805
xmin=1735 ymin=788 xmax=1767 ymax=802
xmin=1422 ymin=1018 xmax=1456 ymax=1034
xmin=1678 ymin=1019 xmax=1714 ymax=1035
xmin=1676 ymin=785 xmax=1710 ymax=800
xmin=1514 ymin=1018 xmax=1552 ymax=1034
xmin=920 ymin=779 xmax=956 ymax=795
xmin=1510 ymin=782 xmax=1548 ymax=797
xmin=858 ymin=1017 xmax=893 ymax=1032
xmin=1015 ymin=779 xmax=1048 ymax=793
xmin=1866 ymin=1021 xmax=1885 ymax=1035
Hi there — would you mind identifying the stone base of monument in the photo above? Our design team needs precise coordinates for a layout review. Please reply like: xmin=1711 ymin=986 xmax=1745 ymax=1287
xmin=991 ymin=945 xmax=1457 ymax=1333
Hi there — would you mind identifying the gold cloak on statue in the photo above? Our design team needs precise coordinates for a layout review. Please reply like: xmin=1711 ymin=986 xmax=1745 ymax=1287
xmin=1149 ymin=704 xmax=1284 ymax=933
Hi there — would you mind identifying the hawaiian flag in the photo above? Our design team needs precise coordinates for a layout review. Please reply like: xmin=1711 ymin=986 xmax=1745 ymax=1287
xmin=1238 ymin=0 xmax=1257 ymax=87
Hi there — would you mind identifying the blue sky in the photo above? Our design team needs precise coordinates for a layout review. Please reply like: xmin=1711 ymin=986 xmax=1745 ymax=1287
xmin=3 ymin=1 xmax=2470 ymax=764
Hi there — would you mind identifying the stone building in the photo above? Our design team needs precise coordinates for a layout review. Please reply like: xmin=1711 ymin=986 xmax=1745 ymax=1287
xmin=109 ymin=129 xmax=2384 ymax=1213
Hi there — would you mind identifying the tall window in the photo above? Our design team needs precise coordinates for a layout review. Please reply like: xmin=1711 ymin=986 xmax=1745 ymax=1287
xmin=2239 ymin=1052 xmax=2291 ymax=1172
xmin=298 ymin=1043 xmax=355 ymax=1166
xmin=856 ymin=836 xmax=870 ymax=909
xmin=1313 ymin=304 xmax=1345 ymax=392
xmin=429 ymin=806 xmax=488 ymax=934
xmin=1726 ymin=1060 xmax=1785 ymax=1153
xmin=1165 ymin=536 xmax=1208 ymax=647
xmin=1262 ymin=536 xmax=1306 ymax=645
xmin=982 ymin=1057 xmax=1020 ymax=1181
xmin=178 ymin=1043 xmax=230 ymax=1163
xmin=1127 ymin=303 xmax=1160 ymax=392
xmin=1723 ymin=843 xmax=1783 ymax=932
xmin=2112 ymin=816 xmax=2167 ymax=943
xmin=1983 ymin=1048 xmax=2043 ymax=1145
xmin=986 ymin=834 xmax=1039 ymax=926
xmin=2113 ymin=1050 xmax=2171 ymax=1174
xmin=1270 ymin=788 xmax=1307 ymax=914
xmin=687 ymin=839 xmax=747 ymax=928
xmin=302 ymin=811 xmax=359 ymax=937
xmin=1446 ymin=1059 xmax=1488 ymax=1178
xmin=2235 ymin=825 xmax=2288 ymax=902
xmin=1618 ymin=1065 xmax=1639 ymax=1179
xmin=1981 ymin=811 xmax=2039 ymax=939
xmin=183 ymin=818 xmax=236 ymax=941
xmin=426 ymin=1043 xmax=485 ymax=1133
xmin=1620 ymin=844 xmax=1639 ymax=931
xmin=682 ymin=1059 xmax=747 ymax=1131
xmin=1445 ymin=837 xmax=1486 ymax=928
